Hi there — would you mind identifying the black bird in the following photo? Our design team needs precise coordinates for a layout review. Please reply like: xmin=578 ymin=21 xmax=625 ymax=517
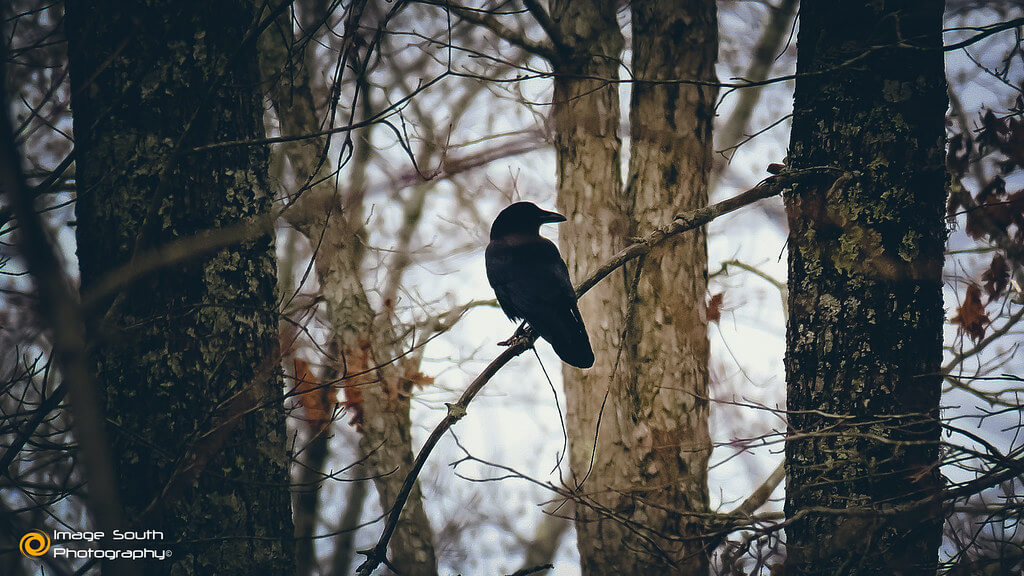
xmin=485 ymin=202 xmax=594 ymax=368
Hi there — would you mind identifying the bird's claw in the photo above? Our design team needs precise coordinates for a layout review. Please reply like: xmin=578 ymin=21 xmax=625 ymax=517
xmin=498 ymin=325 xmax=532 ymax=348
xmin=498 ymin=333 xmax=530 ymax=347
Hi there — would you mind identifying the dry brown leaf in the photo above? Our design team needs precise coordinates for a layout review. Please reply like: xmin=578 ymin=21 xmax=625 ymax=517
xmin=707 ymin=293 xmax=724 ymax=324
xmin=341 ymin=383 xmax=364 ymax=429
xmin=951 ymin=284 xmax=990 ymax=343
xmin=402 ymin=359 xmax=435 ymax=390
xmin=340 ymin=339 xmax=373 ymax=429
xmin=293 ymin=358 xmax=334 ymax=434
xmin=982 ymin=254 xmax=1009 ymax=301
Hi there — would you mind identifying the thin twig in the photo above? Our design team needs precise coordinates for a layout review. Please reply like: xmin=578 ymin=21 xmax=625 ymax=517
xmin=705 ymin=460 xmax=786 ymax=553
xmin=576 ymin=166 xmax=837 ymax=298
xmin=355 ymin=339 xmax=534 ymax=574
xmin=0 ymin=43 xmax=137 ymax=576
xmin=353 ymin=164 xmax=837 ymax=575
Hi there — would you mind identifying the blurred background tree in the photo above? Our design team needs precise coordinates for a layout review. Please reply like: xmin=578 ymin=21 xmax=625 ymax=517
xmin=2 ymin=1 xmax=1023 ymax=575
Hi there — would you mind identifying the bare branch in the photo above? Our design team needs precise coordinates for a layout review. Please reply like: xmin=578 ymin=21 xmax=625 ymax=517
xmin=732 ymin=461 xmax=786 ymax=518
xmin=707 ymin=460 xmax=786 ymax=549
xmin=421 ymin=0 xmax=557 ymax=60
xmin=0 ymin=41 xmax=136 ymax=576
xmin=354 ymin=164 xmax=838 ymax=575
xmin=943 ymin=17 xmax=1024 ymax=51
xmin=575 ymin=166 xmax=839 ymax=298
xmin=355 ymin=340 xmax=533 ymax=575
xmin=521 ymin=0 xmax=566 ymax=57
xmin=712 ymin=0 xmax=798 ymax=184
xmin=79 ymin=214 xmax=274 ymax=311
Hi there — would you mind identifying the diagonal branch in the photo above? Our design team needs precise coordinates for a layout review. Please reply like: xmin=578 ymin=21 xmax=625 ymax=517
xmin=576 ymin=166 xmax=838 ymax=298
xmin=356 ymin=340 xmax=533 ymax=575
xmin=354 ymin=164 xmax=837 ymax=575
xmin=712 ymin=0 xmax=798 ymax=186
xmin=943 ymin=17 xmax=1024 ymax=52
xmin=704 ymin=460 xmax=786 ymax=554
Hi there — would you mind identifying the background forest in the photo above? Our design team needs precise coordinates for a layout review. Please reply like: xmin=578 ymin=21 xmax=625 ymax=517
xmin=2 ymin=1 xmax=1024 ymax=575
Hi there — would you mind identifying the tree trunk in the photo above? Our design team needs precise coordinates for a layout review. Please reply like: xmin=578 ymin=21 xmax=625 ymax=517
xmin=259 ymin=13 xmax=333 ymax=576
xmin=552 ymin=0 xmax=716 ymax=572
xmin=66 ymin=1 xmax=295 ymax=574
xmin=783 ymin=1 xmax=947 ymax=574
xmin=549 ymin=0 xmax=626 ymax=572
xmin=257 ymin=5 xmax=438 ymax=574
xmin=622 ymin=0 xmax=718 ymax=572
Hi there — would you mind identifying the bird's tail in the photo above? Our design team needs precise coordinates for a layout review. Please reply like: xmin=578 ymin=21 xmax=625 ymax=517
xmin=534 ymin=304 xmax=594 ymax=369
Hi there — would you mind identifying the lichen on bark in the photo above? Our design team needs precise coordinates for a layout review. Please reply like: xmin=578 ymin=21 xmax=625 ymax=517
xmin=783 ymin=1 xmax=947 ymax=574
xmin=67 ymin=2 xmax=295 ymax=573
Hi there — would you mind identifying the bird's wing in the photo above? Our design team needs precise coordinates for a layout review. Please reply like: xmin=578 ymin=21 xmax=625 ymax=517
xmin=485 ymin=236 xmax=576 ymax=321
xmin=486 ymin=235 xmax=594 ymax=368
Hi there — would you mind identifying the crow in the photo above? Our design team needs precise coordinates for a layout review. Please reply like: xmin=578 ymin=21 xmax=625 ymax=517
xmin=485 ymin=202 xmax=594 ymax=369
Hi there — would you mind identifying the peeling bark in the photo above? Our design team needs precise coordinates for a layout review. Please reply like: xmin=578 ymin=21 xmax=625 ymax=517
xmin=783 ymin=1 xmax=947 ymax=574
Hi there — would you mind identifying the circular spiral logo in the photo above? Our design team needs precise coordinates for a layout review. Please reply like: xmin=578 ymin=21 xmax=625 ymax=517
xmin=19 ymin=530 xmax=51 ymax=557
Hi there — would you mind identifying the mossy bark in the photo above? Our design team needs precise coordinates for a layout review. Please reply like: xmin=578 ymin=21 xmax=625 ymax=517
xmin=67 ymin=2 xmax=295 ymax=574
xmin=783 ymin=1 xmax=947 ymax=574
xmin=552 ymin=0 xmax=716 ymax=572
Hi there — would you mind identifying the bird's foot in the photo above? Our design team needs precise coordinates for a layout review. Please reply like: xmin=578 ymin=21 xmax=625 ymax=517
xmin=498 ymin=333 xmax=531 ymax=347
xmin=498 ymin=324 xmax=532 ymax=347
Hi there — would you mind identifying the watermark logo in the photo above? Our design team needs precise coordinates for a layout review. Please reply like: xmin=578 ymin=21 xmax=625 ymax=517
xmin=20 ymin=529 xmax=172 ymax=560
xmin=19 ymin=530 xmax=51 ymax=557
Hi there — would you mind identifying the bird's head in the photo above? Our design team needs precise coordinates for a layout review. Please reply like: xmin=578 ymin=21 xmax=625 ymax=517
xmin=489 ymin=202 xmax=567 ymax=240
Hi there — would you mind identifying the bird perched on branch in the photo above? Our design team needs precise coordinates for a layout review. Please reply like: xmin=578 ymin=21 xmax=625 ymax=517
xmin=485 ymin=202 xmax=594 ymax=368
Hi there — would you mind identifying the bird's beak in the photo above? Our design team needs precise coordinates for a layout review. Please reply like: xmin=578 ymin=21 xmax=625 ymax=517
xmin=539 ymin=209 xmax=567 ymax=224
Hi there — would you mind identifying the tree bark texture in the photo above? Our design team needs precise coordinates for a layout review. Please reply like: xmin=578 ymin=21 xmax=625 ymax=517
xmin=258 ymin=5 xmax=438 ymax=574
xmin=549 ymin=0 xmax=627 ymax=572
xmin=67 ymin=1 xmax=295 ymax=574
xmin=259 ymin=14 xmax=333 ymax=576
xmin=783 ymin=1 xmax=947 ymax=574
xmin=623 ymin=0 xmax=717 ymax=572
xmin=552 ymin=0 xmax=716 ymax=573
